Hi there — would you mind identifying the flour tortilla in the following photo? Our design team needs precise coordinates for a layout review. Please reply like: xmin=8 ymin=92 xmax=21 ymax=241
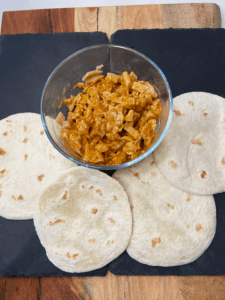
xmin=33 ymin=166 xmax=132 ymax=273
xmin=153 ymin=92 xmax=225 ymax=195
xmin=113 ymin=154 xmax=216 ymax=267
xmin=0 ymin=113 xmax=76 ymax=220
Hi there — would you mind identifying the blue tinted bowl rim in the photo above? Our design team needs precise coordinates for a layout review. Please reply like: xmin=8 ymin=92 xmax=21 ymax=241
xmin=41 ymin=44 xmax=173 ymax=170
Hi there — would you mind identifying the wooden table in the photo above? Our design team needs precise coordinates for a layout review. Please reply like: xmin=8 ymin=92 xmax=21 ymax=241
xmin=1 ymin=3 xmax=225 ymax=300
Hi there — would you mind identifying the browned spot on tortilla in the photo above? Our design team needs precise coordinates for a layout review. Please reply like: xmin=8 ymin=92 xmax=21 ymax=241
xmin=196 ymin=224 xmax=204 ymax=232
xmin=92 ymin=208 xmax=98 ymax=214
xmin=73 ymin=254 xmax=79 ymax=259
xmin=152 ymin=237 xmax=161 ymax=248
xmin=58 ymin=100 xmax=63 ymax=108
xmin=186 ymin=194 xmax=191 ymax=202
xmin=0 ymin=148 xmax=6 ymax=156
xmin=201 ymin=171 xmax=207 ymax=178
xmin=88 ymin=238 xmax=96 ymax=244
xmin=82 ymin=185 xmax=85 ymax=189
xmin=151 ymin=172 xmax=156 ymax=176
xmin=166 ymin=203 xmax=174 ymax=209
xmin=67 ymin=253 xmax=71 ymax=259
xmin=150 ymin=161 xmax=156 ymax=165
xmin=106 ymin=241 xmax=114 ymax=245
xmin=130 ymin=205 xmax=134 ymax=212
xmin=6 ymin=120 xmax=11 ymax=122
xmin=173 ymin=110 xmax=185 ymax=117
xmin=76 ymin=232 xmax=80 ymax=234
xmin=24 ymin=154 xmax=28 ymax=160
xmin=55 ymin=252 xmax=58 ymax=255
xmin=188 ymin=101 xmax=194 ymax=106
xmin=191 ymin=138 xmax=202 ymax=146
xmin=187 ymin=225 xmax=190 ymax=229
xmin=24 ymin=126 xmax=27 ymax=132
xmin=40 ymin=130 xmax=44 ymax=135
xmin=147 ymin=182 xmax=150 ymax=185
xmin=113 ymin=195 xmax=118 ymax=200
xmin=141 ymin=181 xmax=146 ymax=184
xmin=170 ymin=160 xmax=178 ymax=169
xmin=38 ymin=174 xmax=44 ymax=181
xmin=23 ymin=138 xmax=28 ymax=143
xmin=3 ymin=131 xmax=7 ymax=136
xmin=89 ymin=186 xmax=94 ymax=189
xmin=18 ymin=195 xmax=24 ymax=200
xmin=62 ymin=191 xmax=68 ymax=200
xmin=221 ymin=157 xmax=225 ymax=165
xmin=96 ymin=189 xmax=102 ymax=196
xmin=108 ymin=217 xmax=116 ymax=225
xmin=0 ymin=169 xmax=6 ymax=178
xmin=181 ymin=256 xmax=186 ymax=260
xmin=49 ymin=219 xmax=66 ymax=226
xmin=133 ymin=172 xmax=140 ymax=180
xmin=202 ymin=108 xmax=208 ymax=117
xmin=12 ymin=196 xmax=16 ymax=200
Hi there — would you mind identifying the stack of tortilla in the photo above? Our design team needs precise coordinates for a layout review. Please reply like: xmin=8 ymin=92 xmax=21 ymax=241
xmin=113 ymin=92 xmax=224 ymax=267
xmin=0 ymin=92 xmax=223 ymax=272
xmin=0 ymin=113 xmax=132 ymax=272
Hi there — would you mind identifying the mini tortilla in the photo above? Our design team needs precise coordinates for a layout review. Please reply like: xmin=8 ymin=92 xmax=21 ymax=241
xmin=113 ymin=154 xmax=216 ymax=267
xmin=0 ymin=113 xmax=76 ymax=220
xmin=153 ymin=92 xmax=225 ymax=195
xmin=33 ymin=166 xmax=132 ymax=273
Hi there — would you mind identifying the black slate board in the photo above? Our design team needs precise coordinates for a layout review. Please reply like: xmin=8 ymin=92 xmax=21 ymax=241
xmin=109 ymin=28 xmax=225 ymax=275
xmin=0 ymin=32 xmax=109 ymax=277
xmin=1 ymin=29 xmax=225 ymax=277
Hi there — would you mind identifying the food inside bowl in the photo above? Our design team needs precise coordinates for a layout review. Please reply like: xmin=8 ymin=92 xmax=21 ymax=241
xmin=56 ymin=69 xmax=161 ymax=166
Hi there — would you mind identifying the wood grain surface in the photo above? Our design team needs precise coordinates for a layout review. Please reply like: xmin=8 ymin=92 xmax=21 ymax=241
xmin=0 ymin=3 xmax=224 ymax=300
xmin=0 ymin=277 xmax=40 ymax=300
xmin=1 ymin=3 xmax=221 ymax=37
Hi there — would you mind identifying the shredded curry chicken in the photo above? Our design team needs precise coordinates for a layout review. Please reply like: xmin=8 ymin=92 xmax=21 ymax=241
xmin=56 ymin=69 xmax=161 ymax=166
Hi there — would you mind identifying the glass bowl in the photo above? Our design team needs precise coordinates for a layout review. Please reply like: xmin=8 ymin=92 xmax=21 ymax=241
xmin=41 ymin=44 xmax=173 ymax=170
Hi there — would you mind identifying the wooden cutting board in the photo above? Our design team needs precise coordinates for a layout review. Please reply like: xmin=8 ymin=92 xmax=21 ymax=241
xmin=1 ymin=3 xmax=225 ymax=300
xmin=1 ymin=3 xmax=221 ymax=37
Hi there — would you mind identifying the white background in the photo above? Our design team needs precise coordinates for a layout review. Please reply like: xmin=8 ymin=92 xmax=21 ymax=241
xmin=0 ymin=0 xmax=224 ymax=32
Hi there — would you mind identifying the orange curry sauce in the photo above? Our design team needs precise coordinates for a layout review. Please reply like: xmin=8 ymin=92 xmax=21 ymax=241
xmin=56 ymin=69 xmax=161 ymax=166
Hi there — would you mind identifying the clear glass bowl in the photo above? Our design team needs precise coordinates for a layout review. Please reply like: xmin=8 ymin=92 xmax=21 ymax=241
xmin=41 ymin=44 xmax=173 ymax=170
